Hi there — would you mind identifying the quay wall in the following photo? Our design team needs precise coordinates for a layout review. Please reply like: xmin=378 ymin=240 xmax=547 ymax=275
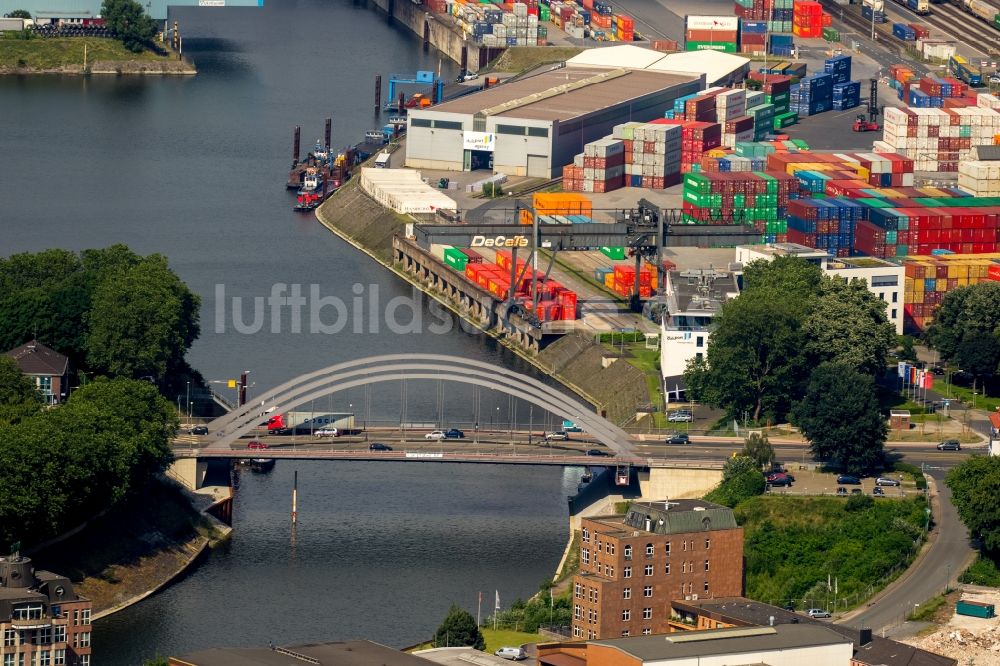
xmin=364 ymin=0 xmax=474 ymax=68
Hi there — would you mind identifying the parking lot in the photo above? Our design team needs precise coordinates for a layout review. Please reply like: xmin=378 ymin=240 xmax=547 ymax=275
xmin=764 ymin=467 xmax=922 ymax=498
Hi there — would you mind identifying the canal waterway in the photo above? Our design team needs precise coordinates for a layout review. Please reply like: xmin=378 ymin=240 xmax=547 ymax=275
xmin=0 ymin=2 xmax=581 ymax=662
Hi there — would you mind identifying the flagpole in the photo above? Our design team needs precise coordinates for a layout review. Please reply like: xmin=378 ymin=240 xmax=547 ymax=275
xmin=478 ymin=592 xmax=482 ymax=627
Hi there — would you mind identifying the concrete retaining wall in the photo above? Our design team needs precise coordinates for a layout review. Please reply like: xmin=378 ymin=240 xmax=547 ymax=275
xmin=363 ymin=0 xmax=471 ymax=66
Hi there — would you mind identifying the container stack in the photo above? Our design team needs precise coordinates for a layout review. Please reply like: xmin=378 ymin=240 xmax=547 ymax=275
xmin=786 ymin=198 xmax=864 ymax=256
xmin=609 ymin=264 xmax=655 ymax=298
xmin=824 ymin=54 xmax=851 ymax=84
xmin=861 ymin=4 xmax=887 ymax=22
xmin=903 ymin=254 xmax=1000 ymax=330
xmin=624 ymin=122 xmax=683 ymax=188
xmin=880 ymin=106 xmax=1000 ymax=171
xmin=685 ymin=15 xmax=740 ymax=52
xmin=681 ymin=171 xmax=797 ymax=240
xmin=769 ymin=34 xmax=795 ymax=55
xmin=739 ymin=20 xmax=768 ymax=55
xmin=449 ymin=1 xmax=545 ymax=46
xmin=832 ymin=81 xmax=861 ymax=110
xmin=766 ymin=150 xmax=916 ymax=188
xmin=519 ymin=192 xmax=593 ymax=224
xmin=461 ymin=249 xmax=579 ymax=321
xmin=958 ymin=160 xmax=1000 ymax=196
xmin=612 ymin=14 xmax=634 ymax=41
xmin=792 ymin=0 xmax=824 ymax=37
xmin=790 ymin=72 xmax=833 ymax=117
xmin=734 ymin=0 xmax=794 ymax=32
xmin=854 ymin=203 xmax=1000 ymax=259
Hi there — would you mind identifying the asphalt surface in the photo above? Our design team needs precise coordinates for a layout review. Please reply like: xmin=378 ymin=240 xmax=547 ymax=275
xmin=840 ymin=466 xmax=974 ymax=633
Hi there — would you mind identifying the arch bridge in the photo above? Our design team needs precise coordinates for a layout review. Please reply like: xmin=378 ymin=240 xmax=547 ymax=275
xmin=205 ymin=354 xmax=640 ymax=459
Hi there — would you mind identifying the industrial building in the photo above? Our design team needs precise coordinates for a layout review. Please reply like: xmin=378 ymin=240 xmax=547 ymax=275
xmin=735 ymin=243 xmax=905 ymax=334
xmin=571 ymin=500 xmax=744 ymax=640
xmin=0 ymin=0 xmax=260 ymax=22
xmin=404 ymin=67 xmax=703 ymax=178
xmin=539 ymin=624 xmax=854 ymax=666
xmin=659 ymin=267 xmax=740 ymax=402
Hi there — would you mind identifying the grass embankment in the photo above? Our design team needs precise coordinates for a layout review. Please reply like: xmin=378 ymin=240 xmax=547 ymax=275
xmin=738 ymin=495 xmax=929 ymax=611
xmin=961 ymin=554 xmax=1000 ymax=586
xmin=481 ymin=628 xmax=547 ymax=652
xmin=32 ymin=477 xmax=222 ymax=614
xmin=0 ymin=37 xmax=173 ymax=70
xmin=487 ymin=46 xmax=585 ymax=74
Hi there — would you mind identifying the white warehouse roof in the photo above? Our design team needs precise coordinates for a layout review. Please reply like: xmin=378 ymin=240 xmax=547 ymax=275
xmin=564 ymin=44 xmax=668 ymax=69
xmin=359 ymin=168 xmax=457 ymax=214
xmin=566 ymin=45 xmax=749 ymax=86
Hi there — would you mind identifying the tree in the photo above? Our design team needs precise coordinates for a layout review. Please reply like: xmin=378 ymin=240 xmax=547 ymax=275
xmin=928 ymin=282 xmax=1000 ymax=361
xmin=100 ymin=0 xmax=157 ymax=52
xmin=85 ymin=255 xmax=201 ymax=380
xmin=5 ymin=9 xmax=31 ymax=18
xmin=946 ymin=456 xmax=1000 ymax=551
xmin=434 ymin=604 xmax=485 ymax=650
xmin=955 ymin=332 xmax=1000 ymax=388
xmin=793 ymin=363 xmax=886 ymax=474
xmin=803 ymin=276 xmax=896 ymax=377
xmin=706 ymin=455 xmax=766 ymax=507
xmin=684 ymin=289 xmax=806 ymax=423
xmin=898 ymin=335 xmax=918 ymax=363
xmin=0 ymin=357 xmax=42 ymax=426
xmin=741 ymin=431 xmax=775 ymax=469
xmin=741 ymin=256 xmax=823 ymax=313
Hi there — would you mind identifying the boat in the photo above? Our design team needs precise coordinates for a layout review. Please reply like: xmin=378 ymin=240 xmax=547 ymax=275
xmin=364 ymin=129 xmax=388 ymax=144
xmin=250 ymin=458 xmax=275 ymax=472
xmin=293 ymin=171 xmax=327 ymax=211
xmin=386 ymin=116 xmax=406 ymax=125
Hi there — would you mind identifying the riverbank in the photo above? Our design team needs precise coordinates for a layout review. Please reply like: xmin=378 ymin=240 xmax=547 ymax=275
xmin=314 ymin=179 xmax=650 ymax=423
xmin=0 ymin=38 xmax=196 ymax=75
xmin=32 ymin=477 xmax=229 ymax=617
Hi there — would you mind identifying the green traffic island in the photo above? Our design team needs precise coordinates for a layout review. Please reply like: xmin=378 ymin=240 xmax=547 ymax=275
xmin=0 ymin=37 xmax=195 ymax=74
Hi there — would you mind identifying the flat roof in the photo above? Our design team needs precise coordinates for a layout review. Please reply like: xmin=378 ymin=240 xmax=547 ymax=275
xmin=172 ymin=640 xmax=432 ymax=666
xmin=591 ymin=624 xmax=848 ymax=661
xmin=676 ymin=598 xmax=957 ymax=666
xmin=826 ymin=256 xmax=901 ymax=269
xmin=565 ymin=46 xmax=750 ymax=85
xmin=739 ymin=243 xmax=829 ymax=259
xmin=422 ymin=67 xmax=697 ymax=122
xmin=667 ymin=268 xmax=739 ymax=315
xmin=585 ymin=500 xmax=739 ymax=537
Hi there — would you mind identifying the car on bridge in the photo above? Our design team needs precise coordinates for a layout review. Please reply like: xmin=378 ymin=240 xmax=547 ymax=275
xmin=586 ymin=448 xmax=610 ymax=456
xmin=315 ymin=428 xmax=339 ymax=437
xmin=369 ymin=443 xmax=392 ymax=451
xmin=666 ymin=433 xmax=690 ymax=445
xmin=248 ymin=441 xmax=268 ymax=450
xmin=875 ymin=476 xmax=901 ymax=486
xmin=425 ymin=430 xmax=447 ymax=440
xmin=545 ymin=431 xmax=569 ymax=441
xmin=444 ymin=428 xmax=465 ymax=439
xmin=189 ymin=425 xmax=208 ymax=435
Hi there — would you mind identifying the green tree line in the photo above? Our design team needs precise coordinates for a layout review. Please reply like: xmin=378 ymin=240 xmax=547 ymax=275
xmin=0 ymin=372 xmax=176 ymax=548
xmin=0 ymin=245 xmax=201 ymax=394
xmin=684 ymin=257 xmax=894 ymax=472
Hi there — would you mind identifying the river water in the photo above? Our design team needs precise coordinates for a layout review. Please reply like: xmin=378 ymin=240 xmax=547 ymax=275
xmin=0 ymin=3 xmax=579 ymax=662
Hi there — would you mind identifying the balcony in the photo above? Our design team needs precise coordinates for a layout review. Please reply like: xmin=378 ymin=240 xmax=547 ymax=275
xmin=11 ymin=616 xmax=52 ymax=630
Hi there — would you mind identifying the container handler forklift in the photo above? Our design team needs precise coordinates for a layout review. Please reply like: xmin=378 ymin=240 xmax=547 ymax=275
xmin=852 ymin=78 xmax=881 ymax=132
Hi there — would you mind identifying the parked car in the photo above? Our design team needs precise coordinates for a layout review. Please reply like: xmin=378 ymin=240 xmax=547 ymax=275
xmin=545 ymin=431 xmax=569 ymax=441
xmin=369 ymin=442 xmax=392 ymax=451
xmin=873 ymin=487 xmax=885 ymax=497
xmin=667 ymin=410 xmax=693 ymax=423
xmin=875 ymin=476 xmax=900 ymax=486
xmin=586 ymin=448 xmax=610 ymax=457
xmin=836 ymin=487 xmax=847 ymax=496
xmin=666 ymin=433 xmax=690 ymax=445
xmin=931 ymin=366 xmax=946 ymax=375
xmin=837 ymin=474 xmax=861 ymax=485
xmin=456 ymin=70 xmax=479 ymax=82
xmin=425 ymin=430 xmax=446 ymax=440
xmin=851 ymin=488 xmax=863 ymax=495
xmin=990 ymin=75 xmax=1000 ymax=85
xmin=807 ymin=608 xmax=831 ymax=619
xmin=494 ymin=647 xmax=526 ymax=661
xmin=767 ymin=473 xmax=792 ymax=487
xmin=315 ymin=428 xmax=339 ymax=437
xmin=190 ymin=425 xmax=208 ymax=435
xmin=937 ymin=439 xmax=961 ymax=451
xmin=444 ymin=428 xmax=465 ymax=439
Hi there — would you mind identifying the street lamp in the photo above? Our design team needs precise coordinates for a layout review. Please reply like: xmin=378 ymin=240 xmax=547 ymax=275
xmin=186 ymin=381 xmax=191 ymax=420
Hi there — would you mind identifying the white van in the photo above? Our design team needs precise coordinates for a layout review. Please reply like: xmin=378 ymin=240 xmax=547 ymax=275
xmin=494 ymin=647 xmax=526 ymax=661
xmin=374 ymin=152 xmax=391 ymax=168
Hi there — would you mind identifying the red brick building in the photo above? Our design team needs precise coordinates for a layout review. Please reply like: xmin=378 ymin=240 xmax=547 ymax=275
xmin=571 ymin=499 xmax=744 ymax=640
xmin=0 ymin=553 xmax=92 ymax=665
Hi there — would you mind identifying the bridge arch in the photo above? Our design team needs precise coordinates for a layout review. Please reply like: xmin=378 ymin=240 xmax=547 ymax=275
xmin=207 ymin=354 xmax=638 ymax=458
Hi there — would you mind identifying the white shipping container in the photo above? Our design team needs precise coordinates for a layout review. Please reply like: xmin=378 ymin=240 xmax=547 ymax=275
xmin=685 ymin=15 xmax=739 ymax=31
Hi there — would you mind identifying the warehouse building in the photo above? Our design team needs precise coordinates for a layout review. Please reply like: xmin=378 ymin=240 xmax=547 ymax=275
xmin=566 ymin=45 xmax=752 ymax=87
xmin=404 ymin=67 xmax=703 ymax=178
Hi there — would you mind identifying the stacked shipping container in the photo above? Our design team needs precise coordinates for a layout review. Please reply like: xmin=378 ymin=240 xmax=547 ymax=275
xmin=903 ymin=253 xmax=1000 ymax=330
xmin=682 ymin=171 xmax=798 ymax=240
xmin=879 ymin=106 xmax=1000 ymax=171
xmin=685 ymin=15 xmax=739 ymax=52
xmin=734 ymin=0 xmax=794 ymax=34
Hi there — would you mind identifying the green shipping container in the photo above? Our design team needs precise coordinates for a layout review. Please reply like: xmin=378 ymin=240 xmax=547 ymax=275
xmin=957 ymin=600 xmax=996 ymax=618
xmin=601 ymin=247 xmax=626 ymax=260
xmin=685 ymin=41 xmax=738 ymax=52
xmin=443 ymin=248 xmax=468 ymax=271
xmin=773 ymin=112 xmax=798 ymax=130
